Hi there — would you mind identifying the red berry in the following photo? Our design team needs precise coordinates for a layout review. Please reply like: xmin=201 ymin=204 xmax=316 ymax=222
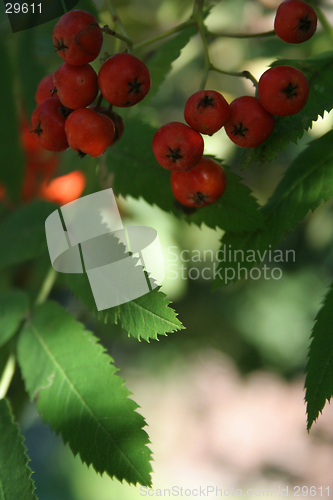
xmin=35 ymin=74 xmax=58 ymax=105
xmin=224 ymin=96 xmax=275 ymax=148
xmin=39 ymin=170 xmax=86 ymax=205
xmin=53 ymin=10 xmax=103 ymax=65
xmin=184 ymin=90 xmax=231 ymax=136
xmin=274 ymin=0 xmax=317 ymax=44
xmin=258 ymin=65 xmax=309 ymax=116
xmin=65 ymin=107 xmax=115 ymax=157
xmin=171 ymin=157 xmax=227 ymax=208
xmin=89 ymin=105 xmax=125 ymax=145
xmin=31 ymin=97 xmax=71 ymax=152
xmin=98 ymin=53 xmax=151 ymax=107
xmin=152 ymin=122 xmax=204 ymax=172
xmin=53 ymin=63 xmax=98 ymax=109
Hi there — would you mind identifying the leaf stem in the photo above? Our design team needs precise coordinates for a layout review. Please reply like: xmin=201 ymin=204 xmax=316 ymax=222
xmin=132 ymin=19 xmax=196 ymax=51
xmin=0 ymin=354 xmax=16 ymax=399
xmin=35 ymin=267 xmax=57 ymax=306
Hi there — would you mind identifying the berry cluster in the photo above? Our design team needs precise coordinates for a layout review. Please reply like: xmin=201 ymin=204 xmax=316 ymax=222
xmin=152 ymin=91 xmax=229 ymax=209
xmin=31 ymin=9 xmax=151 ymax=159
xmin=152 ymin=0 xmax=316 ymax=209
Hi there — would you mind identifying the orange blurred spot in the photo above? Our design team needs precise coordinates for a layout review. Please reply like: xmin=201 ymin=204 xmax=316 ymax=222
xmin=39 ymin=170 xmax=86 ymax=205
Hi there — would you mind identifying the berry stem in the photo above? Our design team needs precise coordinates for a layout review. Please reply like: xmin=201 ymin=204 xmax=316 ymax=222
xmin=206 ymin=29 xmax=276 ymax=39
xmin=192 ymin=0 xmax=212 ymax=90
xmin=102 ymin=25 xmax=133 ymax=49
xmin=211 ymin=65 xmax=258 ymax=89
xmin=94 ymin=92 xmax=104 ymax=113
xmin=132 ymin=19 xmax=196 ymax=51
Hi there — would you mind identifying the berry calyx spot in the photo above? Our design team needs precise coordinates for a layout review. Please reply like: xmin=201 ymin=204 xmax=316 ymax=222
xmin=299 ymin=16 xmax=311 ymax=33
xmin=282 ymin=82 xmax=298 ymax=99
xmin=128 ymin=77 xmax=142 ymax=94
xmin=192 ymin=192 xmax=207 ymax=206
xmin=54 ymin=39 xmax=69 ymax=53
xmin=167 ymin=148 xmax=182 ymax=162
xmin=33 ymin=123 xmax=43 ymax=136
xmin=231 ymin=123 xmax=248 ymax=137
xmin=197 ymin=95 xmax=215 ymax=109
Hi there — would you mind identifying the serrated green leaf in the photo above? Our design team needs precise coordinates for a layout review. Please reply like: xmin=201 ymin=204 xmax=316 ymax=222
xmin=61 ymin=272 xmax=183 ymax=341
xmin=17 ymin=301 xmax=152 ymax=486
xmin=146 ymin=25 xmax=197 ymax=101
xmin=0 ymin=38 xmax=24 ymax=202
xmin=0 ymin=290 xmax=29 ymax=348
xmin=305 ymin=282 xmax=333 ymax=430
xmin=0 ymin=398 xmax=37 ymax=500
xmin=0 ymin=200 xmax=57 ymax=271
xmin=108 ymin=286 xmax=184 ymax=342
xmin=214 ymin=129 xmax=333 ymax=287
xmin=107 ymin=120 xmax=263 ymax=232
xmin=242 ymin=51 xmax=333 ymax=167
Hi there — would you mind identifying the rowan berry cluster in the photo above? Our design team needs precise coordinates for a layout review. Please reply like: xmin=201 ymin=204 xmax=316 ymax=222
xmin=31 ymin=9 xmax=151 ymax=159
xmin=152 ymin=0 xmax=316 ymax=209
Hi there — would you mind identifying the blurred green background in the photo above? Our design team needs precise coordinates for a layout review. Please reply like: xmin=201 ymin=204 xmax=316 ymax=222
xmin=2 ymin=0 xmax=333 ymax=498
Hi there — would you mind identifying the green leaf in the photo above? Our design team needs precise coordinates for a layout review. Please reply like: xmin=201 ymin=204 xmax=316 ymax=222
xmin=0 ymin=290 xmax=29 ymax=348
xmin=61 ymin=272 xmax=183 ymax=341
xmin=0 ymin=398 xmax=37 ymax=500
xmin=0 ymin=200 xmax=57 ymax=271
xmin=242 ymin=51 xmax=333 ymax=167
xmin=214 ymin=129 xmax=333 ymax=287
xmin=107 ymin=121 xmax=263 ymax=232
xmin=106 ymin=287 xmax=184 ymax=341
xmin=0 ymin=38 xmax=24 ymax=202
xmin=17 ymin=301 xmax=152 ymax=486
xmin=305 ymin=282 xmax=333 ymax=430
xmin=145 ymin=25 xmax=197 ymax=101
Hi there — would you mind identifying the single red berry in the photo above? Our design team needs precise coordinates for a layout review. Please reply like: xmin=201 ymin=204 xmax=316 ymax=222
xmin=274 ymin=0 xmax=317 ymax=44
xmin=89 ymin=105 xmax=125 ymax=145
xmin=98 ymin=53 xmax=151 ymax=107
xmin=258 ymin=65 xmax=309 ymax=116
xmin=184 ymin=90 xmax=231 ymax=136
xmin=52 ymin=63 xmax=98 ymax=109
xmin=39 ymin=170 xmax=86 ymax=205
xmin=152 ymin=122 xmax=204 ymax=172
xmin=31 ymin=97 xmax=71 ymax=152
xmin=171 ymin=157 xmax=227 ymax=208
xmin=224 ymin=96 xmax=275 ymax=148
xmin=65 ymin=107 xmax=115 ymax=157
xmin=35 ymin=74 xmax=58 ymax=105
xmin=53 ymin=10 xmax=103 ymax=65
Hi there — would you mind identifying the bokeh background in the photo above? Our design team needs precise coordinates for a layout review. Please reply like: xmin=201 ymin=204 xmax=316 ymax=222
xmin=2 ymin=0 xmax=333 ymax=498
